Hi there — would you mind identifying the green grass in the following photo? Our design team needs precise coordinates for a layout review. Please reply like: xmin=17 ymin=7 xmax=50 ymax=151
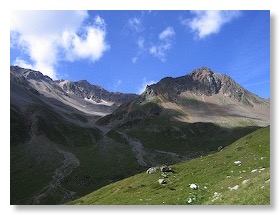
xmin=122 ymin=116 xmax=259 ymax=155
xmin=106 ymin=129 xmax=128 ymax=145
xmin=37 ymin=115 xmax=102 ymax=147
xmin=10 ymin=106 xmax=31 ymax=145
xmin=60 ymin=140 xmax=143 ymax=200
xmin=10 ymin=140 xmax=64 ymax=204
xmin=69 ymin=126 xmax=270 ymax=205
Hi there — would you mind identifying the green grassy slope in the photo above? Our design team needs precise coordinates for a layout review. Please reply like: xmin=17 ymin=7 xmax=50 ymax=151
xmin=70 ymin=126 xmax=270 ymax=205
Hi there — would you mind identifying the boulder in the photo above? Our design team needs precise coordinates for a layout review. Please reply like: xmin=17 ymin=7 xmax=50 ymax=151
xmin=146 ymin=167 xmax=158 ymax=174
xmin=233 ymin=161 xmax=242 ymax=166
xmin=189 ymin=183 xmax=199 ymax=190
xmin=160 ymin=165 xmax=172 ymax=172
xmin=158 ymin=179 xmax=166 ymax=184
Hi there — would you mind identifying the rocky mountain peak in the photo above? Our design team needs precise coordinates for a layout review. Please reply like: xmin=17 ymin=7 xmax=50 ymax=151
xmin=143 ymin=84 xmax=158 ymax=100
xmin=139 ymin=67 xmax=267 ymax=106
xmin=188 ymin=67 xmax=222 ymax=95
xmin=190 ymin=67 xmax=214 ymax=78
xmin=11 ymin=66 xmax=53 ymax=82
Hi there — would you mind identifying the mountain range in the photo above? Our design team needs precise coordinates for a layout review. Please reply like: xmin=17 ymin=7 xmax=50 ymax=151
xmin=10 ymin=66 xmax=270 ymax=204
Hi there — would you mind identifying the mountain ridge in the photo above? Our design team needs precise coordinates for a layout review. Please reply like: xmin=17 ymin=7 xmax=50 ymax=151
xmin=97 ymin=67 xmax=269 ymax=128
xmin=11 ymin=65 xmax=138 ymax=109
xmin=10 ymin=65 xmax=269 ymax=205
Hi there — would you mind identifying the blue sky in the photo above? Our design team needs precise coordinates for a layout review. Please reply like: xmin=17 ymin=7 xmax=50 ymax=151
xmin=10 ymin=10 xmax=270 ymax=98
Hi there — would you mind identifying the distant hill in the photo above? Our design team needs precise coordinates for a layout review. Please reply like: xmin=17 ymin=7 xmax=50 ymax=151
xmin=70 ymin=126 xmax=270 ymax=205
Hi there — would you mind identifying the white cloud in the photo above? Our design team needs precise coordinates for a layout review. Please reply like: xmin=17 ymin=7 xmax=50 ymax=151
xmin=149 ymin=27 xmax=175 ymax=62
xmin=13 ymin=58 xmax=33 ymax=70
xmin=10 ymin=11 xmax=110 ymax=79
xmin=132 ymin=37 xmax=145 ymax=64
xmin=137 ymin=37 xmax=145 ymax=49
xmin=128 ymin=17 xmax=143 ymax=33
xmin=61 ymin=22 xmax=110 ymax=62
xmin=149 ymin=44 xmax=172 ymax=62
xmin=184 ymin=10 xmax=241 ymax=39
xmin=137 ymin=78 xmax=156 ymax=94
xmin=132 ymin=57 xmax=138 ymax=64
xmin=159 ymin=27 xmax=175 ymax=40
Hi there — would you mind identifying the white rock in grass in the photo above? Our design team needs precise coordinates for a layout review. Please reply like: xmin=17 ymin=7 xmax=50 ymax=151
xmin=189 ymin=184 xmax=199 ymax=190
xmin=212 ymin=192 xmax=221 ymax=202
xmin=146 ymin=167 xmax=158 ymax=174
xmin=251 ymin=169 xmax=257 ymax=173
xmin=234 ymin=161 xmax=242 ymax=166
xmin=158 ymin=179 xmax=166 ymax=184
xmin=242 ymin=179 xmax=250 ymax=185
xmin=229 ymin=185 xmax=239 ymax=191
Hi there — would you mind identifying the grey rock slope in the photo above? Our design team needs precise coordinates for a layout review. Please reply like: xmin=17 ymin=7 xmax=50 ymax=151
xmin=11 ymin=66 xmax=137 ymax=117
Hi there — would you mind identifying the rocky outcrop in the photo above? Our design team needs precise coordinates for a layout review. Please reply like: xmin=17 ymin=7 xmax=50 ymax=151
xmin=142 ymin=67 xmax=267 ymax=105
xmin=160 ymin=165 xmax=172 ymax=172
xmin=146 ymin=167 xmax=158 ymax=174
xmin=59 ymin=80 xmax=137 ymax=106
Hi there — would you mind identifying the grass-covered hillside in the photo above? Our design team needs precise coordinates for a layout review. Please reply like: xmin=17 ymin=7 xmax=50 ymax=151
xmin=70 ymin=126 xmax=270 ymax=205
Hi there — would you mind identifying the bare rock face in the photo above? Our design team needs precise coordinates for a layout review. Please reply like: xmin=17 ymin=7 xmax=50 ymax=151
xmin=59 ymin=79 xmax=137 ymax=106
xmin=142 ymin=67 xmax=267 ymax=105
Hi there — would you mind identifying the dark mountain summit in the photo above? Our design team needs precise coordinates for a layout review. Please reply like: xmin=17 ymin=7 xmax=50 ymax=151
xmin=143 ymin=67 xmax=267 ymax=105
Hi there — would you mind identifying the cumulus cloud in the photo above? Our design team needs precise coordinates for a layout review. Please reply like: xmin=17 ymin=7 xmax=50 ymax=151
xmin=149 ymin=26 xmax=175 ymax=61
xmin=183 ymin=10 xmax=241 ymax=39
xmin=61 ymin=17 xmax=110 ymax=62
xmin=137 ymin=78 xmax=156 ymax=94
xmin=13 ymin=58 xmax=33 ymax=69
xmin=10 ymin=11 xmax=110 ymax=79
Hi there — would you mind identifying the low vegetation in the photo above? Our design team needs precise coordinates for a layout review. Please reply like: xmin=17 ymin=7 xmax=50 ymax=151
xmin=70 ymin=126 xmax=270 ymax=205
